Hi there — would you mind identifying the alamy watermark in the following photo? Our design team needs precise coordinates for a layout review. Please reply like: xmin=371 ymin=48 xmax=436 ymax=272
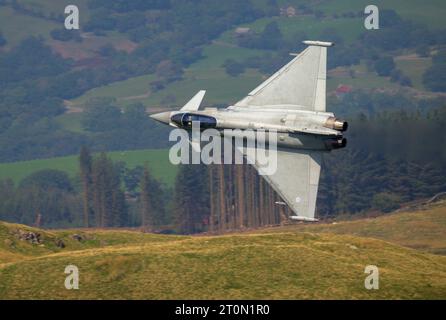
xmin=64 ymin=264 xmax=79 ymax=290
xmin=64 ymin=5 xmax=79 ymax=30
xmin=364 ymin=5 xmax=379 ymax=30
xmin=169 ymin=122 xmax=278 ymax=175
xmin=364 ymin=265 xmax=379 ymax=290
xmin=62 ymin=4 xmax=381 ymax=32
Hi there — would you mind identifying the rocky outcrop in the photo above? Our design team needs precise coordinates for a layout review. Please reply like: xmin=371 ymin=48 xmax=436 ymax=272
xmin=16 ymin=230 xmax=42 ymax=244
xmin=71 ymin=234 xmax=84 ymax=242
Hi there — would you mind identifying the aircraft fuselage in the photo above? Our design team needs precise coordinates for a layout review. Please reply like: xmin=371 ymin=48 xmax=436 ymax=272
xmin=152 ymin=106 xmax=347 ymax=152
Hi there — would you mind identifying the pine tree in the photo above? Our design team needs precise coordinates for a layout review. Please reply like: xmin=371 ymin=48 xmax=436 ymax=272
xmin=79 ymin=146 xmax=92 ymax=227
xmin=235 ymin=164 xmax=245 ymax=229
xmin=110 ymin=163 xmax=127 ymax=227
xmin=140 ymin=165 xmax=153 ymax=230
xmin=218 ymin=163 xmax=226 ymax=232
xmin=90 ymin=152 xmax=125 ymax=227
xmin=208 ymin=165 xmax=216 ymax=232
xmin=174 ymin=164 xmax=209 ymax=234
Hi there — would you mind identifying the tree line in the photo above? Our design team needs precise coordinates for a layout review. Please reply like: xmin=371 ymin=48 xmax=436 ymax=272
xmin=173 ymin=163 xmax=285 ymax=234
xmin=78 ymin=147 xmax=171 ymax=229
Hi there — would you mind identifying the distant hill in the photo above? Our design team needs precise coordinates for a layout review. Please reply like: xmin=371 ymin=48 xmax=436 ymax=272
xmin=1 ymin=203 xmax=445 ymax=299
xmin=1 ymin=0 xmax=442 ymax=135
xmin=0 ymin=0 xmax=444 ymax=162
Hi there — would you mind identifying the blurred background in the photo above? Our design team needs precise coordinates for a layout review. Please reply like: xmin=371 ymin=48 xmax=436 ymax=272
xmin=0 ymin=0 xmax=445 ymax=231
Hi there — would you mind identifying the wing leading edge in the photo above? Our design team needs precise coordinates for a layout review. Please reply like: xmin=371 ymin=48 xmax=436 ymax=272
xmin=234 ymin=41 xmax=332 ymax=112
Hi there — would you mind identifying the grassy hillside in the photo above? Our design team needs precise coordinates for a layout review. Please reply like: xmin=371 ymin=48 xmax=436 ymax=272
xmin=65 ymin=17 xmax=437 ymax=112
xmin=218 ymin=15 xmax=363 ymax=45
xmin=395 ymin=55 xmax=433 ymax=91
xmin=0 ymin=205 xmax=445 ymax=299
xmin=66 ymin=42 xmax=411 ymax=112
xmin=0 ymin=6 xmax=58 ymax=47
xmin=0 ymin=221 xmax=186 ymax=264
xmin=2 ymin=0 xmax=439 ymax=139
xmin=255 ymin=0 xmax=446 ymax=30
xmin=20 ymin=0 xmax=91 ymax=21
xmin=0 ymin=149 xmax=177 ymax=186
xmin=69 ymin=43 xmax=267 ymax=109
xmin=0 ymin=0 xmax=90 ymax=47
xmin=265 ymin=202 xmax=446 ymax=255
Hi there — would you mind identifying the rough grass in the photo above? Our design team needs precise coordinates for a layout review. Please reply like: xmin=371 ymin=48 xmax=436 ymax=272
xmin=0 ymin=231 xmax=445 ymax=299
xmin=0 ymin=149 xmax=177 ymax=187
xmin=0 ymin=204 xmax=446 ymax=299
xmin=0 ymin=221 xmax=187 ymax=264
xmin=261 ymin=202 xmax=446 ymax=255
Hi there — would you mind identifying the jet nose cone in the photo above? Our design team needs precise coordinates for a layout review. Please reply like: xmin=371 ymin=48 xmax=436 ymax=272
xmin=150 ymin=111 xmax=171 ymax=124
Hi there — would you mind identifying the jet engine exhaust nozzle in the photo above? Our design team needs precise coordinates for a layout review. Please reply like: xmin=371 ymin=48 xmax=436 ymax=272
xmin=325 ymin=117 xmax=348 ymax=132
xmin=327 ymin=137 xmax=347 ymax=150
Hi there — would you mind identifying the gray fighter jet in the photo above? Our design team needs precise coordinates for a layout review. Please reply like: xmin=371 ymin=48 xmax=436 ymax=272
xmin=151 ymin=41 xmax=347 ymax=222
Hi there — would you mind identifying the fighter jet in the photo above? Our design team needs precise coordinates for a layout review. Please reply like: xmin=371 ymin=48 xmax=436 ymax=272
xmin=150 ymin=40 xmax=347 ymax=222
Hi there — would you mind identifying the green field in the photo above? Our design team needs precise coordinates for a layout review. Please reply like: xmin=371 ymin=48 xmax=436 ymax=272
xmin=220 ymin=15 xmax=364 ymax=45
xmin=395 ymin=56 xmax=433 ymax=91
xmin=70 ymin=73 xmax=157 ymax=108
xmin=54 ymin=112 xmax=85 ymax=133
xmin=19 ymin=0 xmax=90 ymax=21
xmin=317 ymin=0 xmax=446 ymax=29
xmin=0 ymin=0 xmax=91 ymax=47
xmin=0 ymin=149 xmax=178 ymax=186
xmin=146 ymin=68 xmax=264 ymax=107
xmin=327 ymin=62 xmax=403 ymax=91
xmin=0 ymin=6 xmax=58 ymax=47
xmin=1 ymin=0 xmax=128 ymax=58
xmin=69 ymin=43 xmax=267 ymax=109
xmin=256 ymin=0 xmax=446 ymax=30
xmin=0 ymin=204 xmax=445 ymax=299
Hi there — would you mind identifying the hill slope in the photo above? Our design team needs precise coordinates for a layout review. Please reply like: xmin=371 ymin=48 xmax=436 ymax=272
xmin=278 ymin=202 xmax=446 ymax=255
xmin=1 ymin=207 xmax=446 ymax=299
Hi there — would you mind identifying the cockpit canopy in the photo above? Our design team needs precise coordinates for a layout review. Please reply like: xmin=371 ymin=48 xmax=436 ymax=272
xmin=171 ymin=113 xmax=217 ymax=129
